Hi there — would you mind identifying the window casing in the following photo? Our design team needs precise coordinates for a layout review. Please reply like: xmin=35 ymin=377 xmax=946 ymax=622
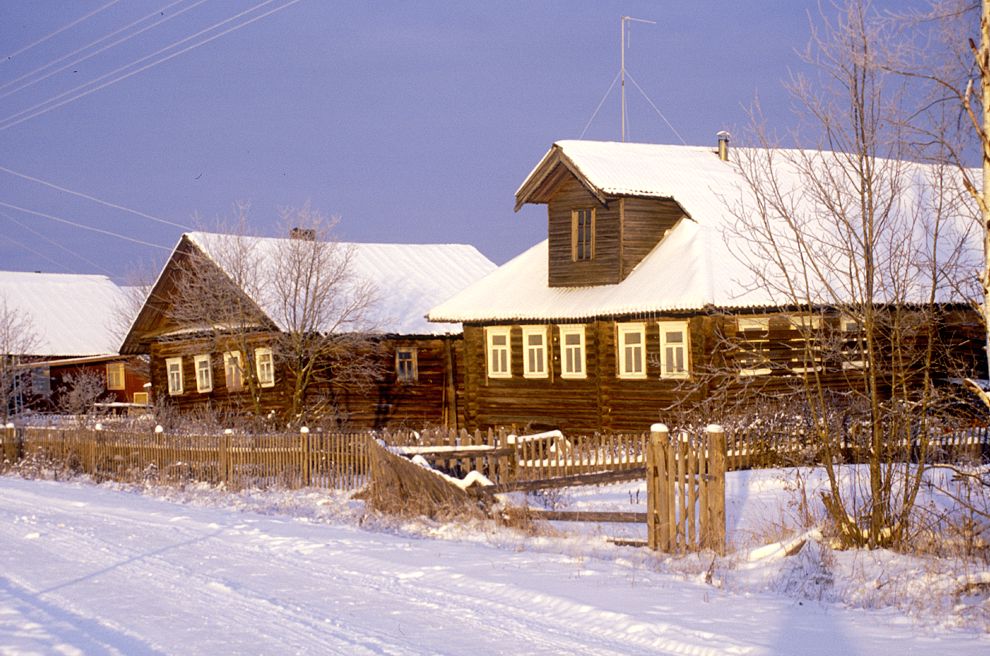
xmin=106 ymin=362 xmax=125 ymax=390
xmin=617 ymin=323 xmax=647 ymax=379
xmin=571 ymin=208 xmax=595 ymax=261
xmin=396 ymin=347 xmax=418 ymax=383
xmin=522 ymin=326 xmax=548 ymax=378
xmin=658 ymin=321 xmax=690 ymax=379
xmin=736 ymin=316 xmax=771 ymax=376
xmin=194 ymin=354 xmax=213 ymax=393
xmin=558 ymin=325 xmax=586 ymax=379
xmin=486 ymin=327 xmax=512 ymax=379
xmin=255 ymin=347 xmax=275 ymax=388
xmin=166 ymin=357 xmax=183 ymax=395
xmin=224 ymin=351 xmax=243 ymax=391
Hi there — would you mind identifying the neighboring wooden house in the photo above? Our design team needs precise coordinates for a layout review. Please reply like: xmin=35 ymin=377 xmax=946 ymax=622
xmin=428 ymin=140 xmax=984 ymax=433
xmin=0 ymin=271 xmax=150 ymax=415
xmin=119 ymin=232 xmax=495 ymax=428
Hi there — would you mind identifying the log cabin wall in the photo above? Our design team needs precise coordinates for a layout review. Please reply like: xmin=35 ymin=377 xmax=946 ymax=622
xmin=620 ymin=198 xmax=685 ymax=279
xmin=149 ymin=333 xmax=462 ymax=429
xmin=547 ymin=177 xmax=621 ymax=287
xmin=458 ymin=310 xmax=984 ymax=434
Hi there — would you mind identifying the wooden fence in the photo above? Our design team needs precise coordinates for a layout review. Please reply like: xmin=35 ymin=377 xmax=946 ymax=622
xmin=646 ymin=424 xmax=726 ymax=555
xmin=1 ymin=426 xmax=371 ymax=491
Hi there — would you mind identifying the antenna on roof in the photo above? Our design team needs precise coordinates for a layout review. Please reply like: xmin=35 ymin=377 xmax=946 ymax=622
xmin=621 ymin=16 xmax=655 ymax=142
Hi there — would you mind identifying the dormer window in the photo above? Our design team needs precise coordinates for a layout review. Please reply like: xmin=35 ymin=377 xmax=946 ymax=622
xmin=571 ymin=208 xmax=595 ymax=261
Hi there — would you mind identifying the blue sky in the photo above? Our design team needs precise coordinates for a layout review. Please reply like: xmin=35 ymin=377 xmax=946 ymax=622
xmin=0 ymin=1 xmax=933 ymax=280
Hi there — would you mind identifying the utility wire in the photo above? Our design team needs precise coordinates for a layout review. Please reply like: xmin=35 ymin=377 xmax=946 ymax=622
xmin=0 ymin=1 xmax=120 ymax=64
xmin=626 ymin=72 xmax=688 ymax=145
xmin=0 ymin=231 xmax=73 ymax=274
xmin=0 ymin=210 xmax=114 ymax=275
xmin=0 ymin=0 xmax=302 ymax=131
xmin=0 ymin=165 xmax=193 ymax=230
xmin=0 ymin=200 xmax=171 ymax=250
xmin=580 ymin=72 xmax=620 ymax=139
xmin=0 ymin=0 xmax=201 ymax=100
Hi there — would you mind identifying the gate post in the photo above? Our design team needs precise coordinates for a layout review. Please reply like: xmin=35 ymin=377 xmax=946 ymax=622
xmin=706 ymin=424 xmax=727 ymax=555
xmin=647 ymin=423 xmax=670 ymax=552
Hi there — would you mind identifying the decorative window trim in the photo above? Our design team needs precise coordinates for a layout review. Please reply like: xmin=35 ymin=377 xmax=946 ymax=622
xmin=658 ymin=320 xmax=690 ymax=380
xmin=617 ymin=322 xmax=647 ymax=379
xmin=558 ymin=325 xmax=586 ymax=379
xmin=194 ymin=354 xmax=213 ymax=393
xmin=255 ymin=347 xmax=275 ymax=388
xmin=166 ymin=357 xmax=183 ymax=396
xmin=571 ymin=208 xmax=595 ymax=261
xmin=223 ymin=351 xmax=243 ymax=391
xmin=737 ymin=316 xmax=770 ymax=332
xmin=106 ymin=362 xmax=125 ymax=390
xmin=396 ymin=347 xmax=418 ymax=383
xmin=522 ymin=326 xmax=548 ymax=379
xmin=485 ymin=327 xmax=512 ymax=379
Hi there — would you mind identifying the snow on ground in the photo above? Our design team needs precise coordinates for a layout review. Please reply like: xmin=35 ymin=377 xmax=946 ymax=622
xmin=0 ymin=469 xmax=987 ymax=655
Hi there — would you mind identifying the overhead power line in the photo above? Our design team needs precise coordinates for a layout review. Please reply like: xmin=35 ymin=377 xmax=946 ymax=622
xmin=0 ymin=1 xmax=120 ymax=64
xmin=0 ymin=199 xmax=171 ymax=251
xmin=0 ymin=231 xmax=72 ymax=274
xmin=0 ymin=210 xmax=112 ymax=275
xmin=0 ymin=0 xmax=303 ymax=131
xmin=0 ymin=164 xmax=193 ymax=230
xmin=0 ymin=0 xmax=200 ymax=101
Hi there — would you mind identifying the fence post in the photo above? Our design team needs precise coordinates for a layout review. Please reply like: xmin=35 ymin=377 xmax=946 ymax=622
xmin=706 ymin=424 xmax=727 ymax=555
xmin=2 ymin=422 xmax=15 ymax=467
xmin=222 ymin=428 xmax=233 ymax=486
xmin=300 ymin=426 xmax=311 ymax=488
xmin=647 ymin=424 xmax=670 ymax=552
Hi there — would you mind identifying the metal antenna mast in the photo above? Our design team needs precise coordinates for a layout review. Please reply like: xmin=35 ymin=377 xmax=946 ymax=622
xmin=620 ymin=15 xmax=655 ymax=142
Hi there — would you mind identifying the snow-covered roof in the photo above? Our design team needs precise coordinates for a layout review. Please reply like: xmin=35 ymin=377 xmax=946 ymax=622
xmin=0 ymin=271 xmax=126 ymax=356
xmin=185 ymin=232 xmax=496 ymax=335
xmin=432 ymin=140 xmax=980 ymax=323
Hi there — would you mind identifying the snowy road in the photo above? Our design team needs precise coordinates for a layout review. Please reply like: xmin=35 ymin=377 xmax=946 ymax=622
xmin=0 ymin=477 xmax=983 ymax=655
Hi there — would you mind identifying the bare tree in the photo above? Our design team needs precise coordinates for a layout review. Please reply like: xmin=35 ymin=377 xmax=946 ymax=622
xmin=56 ymin=370 xmax=109 ymax=419
xmin=0 ymin=294 xmax=40 ymax=422
xmin=726 ymin=1 xmax=979 ymax=548
xmin=165 ymin=205 xmax=382 ymax=424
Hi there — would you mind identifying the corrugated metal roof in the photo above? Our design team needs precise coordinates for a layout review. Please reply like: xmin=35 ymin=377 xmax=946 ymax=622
xmin=432 ymin=141 xmax=981 ymax=323
xmin=0 ymin=271 xmax=126 ymax=356
xmin=186 ymin=233 xmax=496 ymax=335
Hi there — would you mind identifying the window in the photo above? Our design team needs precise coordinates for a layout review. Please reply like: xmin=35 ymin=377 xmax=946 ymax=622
xmin=571 ymin=208 xmax=595 ymax=261
xmin=736 ymin=316 xmax=771 ymax=376
xmin=658 ymin=321 xmax=690 ymax=379
xmin=840 ymin=314 xmax=867 ymax=370
xmin=558 ymin=325 xmax=586 ymax=379
xmin=132 ymin=392 xmax=149 ymax=405
xmin=166 ymin=357 xmax=183 ymax=395
xmin=737 ymin=316 xmax=770 ymax=332
xmin=790 ymin=314 xmax=823 ymax=332
xmin=486 ymin=327 xmax=512 ymax=378
xmin=522 ymin=326 xmax=548 ymax=378
xmin=617 ymin=323 xmax=646 ymax=379
xmin=194 ymin=354 xmax=213 ymax=393
xmin=255 ymin=348 xmax=275 ymax=388
xmin=106 ymin=362 xmax=125 ymax=390
xmin=224 ymin=351 xmax=243 ymax=391
xmin=788 ymin=314 xmax=824 ymax=374
xmin=396 ymin=347 xmax=418 ymax=383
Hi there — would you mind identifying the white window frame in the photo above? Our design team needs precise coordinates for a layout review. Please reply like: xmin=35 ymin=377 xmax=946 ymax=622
xmin=558 ymin=325 xmax=586 ymax=379
xmin=194 ymin=354 xmax=213 ymax=393
xmin=106 ymin=362 xmax=125 ymax=390
xmin=395 ymin=347 xmax=418 ymax=383
xmin=224 ymin=351 xmax=243 ymax=391
xmin=485 ymin=327 xmax=512 ymax=379
xmin=166 ymin=357 xmax=183 ymax=396
xmin=658 ymin=320 xmax=690 ymax=380
xmin=617 ymin=322 xmax=647 ymax=379
xmin=522 ymin=326 xmax=548 ymax=379
xmin=255 ymin=347 xmax=275 ymax=388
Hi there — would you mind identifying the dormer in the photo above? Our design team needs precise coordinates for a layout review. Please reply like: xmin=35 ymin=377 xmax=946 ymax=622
xmin=515 ymin=141 xmax=689 ymax=288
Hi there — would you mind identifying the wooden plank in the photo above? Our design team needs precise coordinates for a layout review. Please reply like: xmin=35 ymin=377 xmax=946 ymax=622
xmin=476 ymin=466 xmax=646 ymax=495
xmin=526 ymin=510 xmax=646 ymax=523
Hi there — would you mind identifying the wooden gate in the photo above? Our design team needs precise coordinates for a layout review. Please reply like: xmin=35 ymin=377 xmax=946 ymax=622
xmin=646 ymin=424 xmax=726 ymax=554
